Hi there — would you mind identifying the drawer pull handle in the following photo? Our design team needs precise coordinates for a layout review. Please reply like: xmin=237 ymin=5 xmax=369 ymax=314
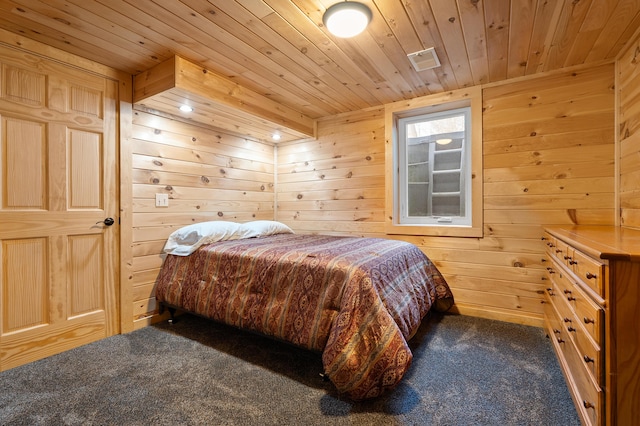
xmin=556 ymin=249 xmax=563 ymax=253
xmin=557 ymin=338 xmax=565 ymax=343
xmin=569 ymin=260 xmax=577 ymax=265
xmin=553 ymin=329 xmax=561 ymax=334
xmin=563 ymin=255 xmax=572 ymax=260
xmin=583 ymin=400 xmax=595 ymax=410
xmin=567 ymin=296 xmax=576 ymax=301
xmin=567 ymin=326 xmax=576 ymax=332
xmin=583 ymin=355 xmax=594 ymax=363
xmin=563 ymin=289 xmax=572 ymax=295
xmin=584 ymin=317 xmax=595 ymax=324
xmin=586 ymin=272 xmax=597 ymax=280
xmin=563 ymin=317 xmax=572 ymax=323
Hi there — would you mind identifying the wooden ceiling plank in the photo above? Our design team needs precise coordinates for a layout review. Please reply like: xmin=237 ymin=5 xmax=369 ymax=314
xmin=10 ymin=0 xmax=156 ymax=63
xmin=185 ymin=0 xmax=363 ymax=111
xmin=94 ymin=0 xmax=246 ymax=76
xmin=226 ymin=68 xmax=329 ymax=119
xmin=457 ymin=0 xmax=490 ymax=85
xmin=373 ymin=0 xmax=444 ymax=94
xmin=257 ymin=10 xmax=384 ymax=107
xmin=358 ymin=0 xmax=435 ymax=99
xmin=0 ymin=1 xmax=151 ymax=73
xmin=26 ymin=0 xmax=163 ymax=62
xmin=1 ymin=0 xmax=640 ymax=122
xmin=564 ymin=0 xmax=616 ymax=65
xmin=401 ymin=0 xmax=458 ymax=92
xmin=543 ymin=0 xmax=594 ymax=70
xmin=506 ymin=0 xmax=536 ymax=79
xmin=292 ymin=0 xmax=410 ymax=101
xmin=263 ymin=0 xmax=398 ymax=105
xmin=65 ymin=0 xmax=175 ymax=64
xmin=176 ymin=57 xmax=315 ymax=137
xmin=525 ymin=0 xmax=564 ymax=75
xmin=134 ymin=56 xmax=316 ymax=141
xmin=229 ymin=0 xmax=379 ymax=108
xmin=428 ymin=0 xmax=474 ymax=87
xmin=122 ymin=0 xmax=339 ymax=117
xmin=152 ymin=0 xmax=345 ymax=117
xmin=586 ymin=0 xmax=640 ymax=61
xmin=483 ymin=0 xmax=511 ymax=82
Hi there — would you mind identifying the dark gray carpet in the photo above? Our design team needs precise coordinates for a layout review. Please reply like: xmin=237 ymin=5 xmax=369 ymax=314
xmin=0 ymin=313 xmax=580 ymax=425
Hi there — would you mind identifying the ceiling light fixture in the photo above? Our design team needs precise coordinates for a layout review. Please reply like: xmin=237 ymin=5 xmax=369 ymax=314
xmin=272 ymin=133 xmax=281 ymax=141
xmin=323 ymin=1 xmax=372 ymax=38
xmin=179 ymin=105 xmax=193 ymax=113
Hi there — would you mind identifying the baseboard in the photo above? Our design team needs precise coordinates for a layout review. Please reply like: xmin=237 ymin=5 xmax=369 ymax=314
xmin=448 ymin=303 xmax=544 ymax=328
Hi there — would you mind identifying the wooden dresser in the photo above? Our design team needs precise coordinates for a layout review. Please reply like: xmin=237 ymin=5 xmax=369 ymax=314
xmin=542 ymin=226 xmax=640 ymax=426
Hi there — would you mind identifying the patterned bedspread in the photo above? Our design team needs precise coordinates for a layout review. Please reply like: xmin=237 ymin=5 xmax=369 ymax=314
xmin=155 ymin=234 xmax=453 ymax=400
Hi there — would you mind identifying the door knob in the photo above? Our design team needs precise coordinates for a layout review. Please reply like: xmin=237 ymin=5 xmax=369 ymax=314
xmin=97 ymin=217 xmax=115 ymax=226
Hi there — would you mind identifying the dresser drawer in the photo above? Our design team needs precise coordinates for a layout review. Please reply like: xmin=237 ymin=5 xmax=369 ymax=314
xmin=544 ymin=289 xmax=602 ymax=426
xmin=543 ymin=232 xmax=557 ymax=258
xmin=546 ymin=266 xmax=604 ymax=386
xmin=561 ymin=324 xmax=603 ymax=426
xmin=554 ymin=238 xmax=571 ymax=265
xmin=553 ymin=264 xmax=604 ymax=345
xmin=571 ymin=248 xmax=605 ymax=298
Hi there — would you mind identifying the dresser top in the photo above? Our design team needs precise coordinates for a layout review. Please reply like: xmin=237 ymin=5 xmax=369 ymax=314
xmin=545 ymin=226 xmax=640 ymax=262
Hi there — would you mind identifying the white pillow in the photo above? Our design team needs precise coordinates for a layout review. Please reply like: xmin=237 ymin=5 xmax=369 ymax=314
xmin=163 ymin=221 xmax=242 ymax=256
xmin=237 ymin=220 xmax=294 ymax=239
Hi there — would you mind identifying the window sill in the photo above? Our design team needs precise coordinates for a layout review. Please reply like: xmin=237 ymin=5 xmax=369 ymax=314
xmin=385 ymin=222 xmax=483 ymax=238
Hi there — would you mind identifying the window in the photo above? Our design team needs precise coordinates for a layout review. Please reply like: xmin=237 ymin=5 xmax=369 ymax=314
xmin=385 ymin=87 xmax=482 ymax=237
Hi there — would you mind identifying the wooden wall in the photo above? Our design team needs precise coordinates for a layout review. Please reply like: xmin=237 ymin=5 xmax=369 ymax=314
xmin=618 ymin=31 xmax=640 ymax=230
xmin=277 ymin=63 xmax=615 ymax=326
xmin=130 ymin=110 xmax=275 ymax=328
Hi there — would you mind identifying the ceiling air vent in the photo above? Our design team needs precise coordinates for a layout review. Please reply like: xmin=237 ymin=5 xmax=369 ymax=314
xmin=407 ymin=48 xmax=441 ymax=72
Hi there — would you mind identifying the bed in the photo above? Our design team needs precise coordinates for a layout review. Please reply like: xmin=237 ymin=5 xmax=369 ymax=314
xmin=155 ymin=220 xmax=454 ymax=400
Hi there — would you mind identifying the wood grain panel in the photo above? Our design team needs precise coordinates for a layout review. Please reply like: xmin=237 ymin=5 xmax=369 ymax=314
xmin=618 ymin=29 xmax=640 ymax=229
xmin=0 ymin=1 xmax=638 ymax=128
xmin=1 ymin=238 xmax=47 ymax=332
xmin=130 ymin=108 xmax=275 ymax=323
xmin=2 ymin=117 xmax=46 ymax=209
xmin=69 ymin=130 xmax=102 ymax=209
xmin=68 ymin=234 xmax=103 ymax=317
xmin=275 ymin=62 xmax=616 ymax=326
xmin=1 ymin=63 xmax=46 ymax=106
xmin=0 ymin=37 xmax=121 ymax=371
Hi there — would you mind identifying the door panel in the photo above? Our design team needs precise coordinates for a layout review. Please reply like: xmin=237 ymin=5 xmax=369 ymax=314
xmin=0 ymin=45 xmax=118 ymax=371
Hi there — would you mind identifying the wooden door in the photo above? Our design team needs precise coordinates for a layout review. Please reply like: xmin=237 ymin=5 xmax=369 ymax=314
xmin=0 ymin=45 xmax=119 ymax=370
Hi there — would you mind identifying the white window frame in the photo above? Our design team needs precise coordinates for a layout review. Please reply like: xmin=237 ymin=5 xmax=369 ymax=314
xmin=385 ymin=87 xmax=483 ymax=237
xmin=398 ymin=107 xmax=471 ymax=226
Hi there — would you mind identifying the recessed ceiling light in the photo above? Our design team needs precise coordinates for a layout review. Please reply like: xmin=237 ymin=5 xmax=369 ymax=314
xmin=179 ymin=105 xmax=193 ymax=113
xmin=272 ymin=133 xmax=281 ymax=141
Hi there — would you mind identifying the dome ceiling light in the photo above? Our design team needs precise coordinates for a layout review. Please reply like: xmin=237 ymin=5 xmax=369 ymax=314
xmin=323 ymin=1 xmax=372 ymax=38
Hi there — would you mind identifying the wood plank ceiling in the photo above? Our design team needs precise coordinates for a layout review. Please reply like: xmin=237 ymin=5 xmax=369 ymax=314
xmin=0 ymin=0 xmax=639 ymax=125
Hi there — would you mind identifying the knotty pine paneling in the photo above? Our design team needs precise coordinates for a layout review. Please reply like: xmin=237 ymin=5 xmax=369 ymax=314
xmin=618 ymin=30 xmax=640 ymax=230
xmin=277 ymin=62 xmax=616 ymax=326
xmin=131 ymin=109 xmax=275 ymax=327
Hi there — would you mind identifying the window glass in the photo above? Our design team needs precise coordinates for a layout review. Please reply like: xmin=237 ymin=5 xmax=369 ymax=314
xmin=398 ymin=107 xmax=471 ymax=226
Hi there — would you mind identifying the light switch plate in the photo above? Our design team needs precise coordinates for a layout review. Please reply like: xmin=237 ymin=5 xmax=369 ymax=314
xmin=155 ymin=193 xmax=169 ymax=207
